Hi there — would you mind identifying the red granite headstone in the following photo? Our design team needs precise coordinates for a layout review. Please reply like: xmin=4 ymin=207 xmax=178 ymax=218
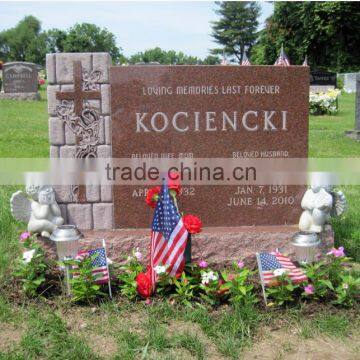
xmin=110 ymin=66 xmax=309 ymax=228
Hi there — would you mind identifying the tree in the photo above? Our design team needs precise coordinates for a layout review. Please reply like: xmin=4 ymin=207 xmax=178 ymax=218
xmin=0 ymin=33 xmax=10 ymax=62
xmin=45 ymin=28 xmax=67 ymax=53
xmin=211 ymin=1 xmax=260 ymax=63
xmin=62 ymin=23 xmax=121 ymax=61
xmin=0 ymin=17 xmax=123 ymax=65
xmin=128 ymin=47 xmax=208 ymax=65
xmin=129 ymin=47 xmax=166 ymax=64
xmin=200 ymin=55 xmax=221 ymax=65
xmin=251 ymin=2 xmax=360 ymax=72
xmin=0 ymin=15 xmax=45 ymax=64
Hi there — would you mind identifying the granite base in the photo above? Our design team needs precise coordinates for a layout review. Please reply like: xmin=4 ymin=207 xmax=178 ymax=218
xmin=345 ymin=130 xmax=360 ymax=141
xmin=0 ymin=92 xmax=40 ymax=100
xmin=40 ymin=225 xmax=335 ymax=268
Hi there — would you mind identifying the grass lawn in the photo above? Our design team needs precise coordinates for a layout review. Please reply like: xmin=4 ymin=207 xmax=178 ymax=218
xmin=309 ymin=92 xmax=360 ymax=157
xmin=0 ymin=89 xmax=48 ymax=157
xmin=0 ymin=90 xmax=359 ymax=359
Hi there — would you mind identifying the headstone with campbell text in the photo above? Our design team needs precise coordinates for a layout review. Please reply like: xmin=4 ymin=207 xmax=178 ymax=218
xmin=3 ymin=62 xmax=38 ymax=93
xmin=111 ymin=65 xmax=309 ymax=228
xmin=1 ymin=61 xmax=39 ymax=100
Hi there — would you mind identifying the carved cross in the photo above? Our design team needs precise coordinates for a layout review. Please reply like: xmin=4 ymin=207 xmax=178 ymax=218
xmin=56 ymin=61 xmax=101 ymax=116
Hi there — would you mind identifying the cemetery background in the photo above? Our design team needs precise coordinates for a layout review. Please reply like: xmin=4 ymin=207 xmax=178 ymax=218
xmin=0 ymin=87 xmax=359 ymax=358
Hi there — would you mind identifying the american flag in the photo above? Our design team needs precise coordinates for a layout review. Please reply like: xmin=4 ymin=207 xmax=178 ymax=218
xmin=74 ymin=247 xmax=110 ymax=284
xmin=257 ymin=251 xmax=307 ymax=286
xmin=149 ymin=185 xmax=188 ymax=288
xmin=303 ymin=55 xmax=309 ymax=66
xmin=220 ymin=51 xmax=228 ymax=65
xmin=241 ymin=51 xmax=251 ymax=66
xmin=274 ymin=45 xmax=290 ymax=66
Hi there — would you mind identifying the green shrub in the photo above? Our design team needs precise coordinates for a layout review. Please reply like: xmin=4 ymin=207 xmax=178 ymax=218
xmin=303 ymin=260 xmax=335 ymax=299
xmin=221 ymin=262 xmax=258 ymax=306
xmin=117 ymin=249 xmax=144 ymax=300
xmin=333 ymin=218 xmax=360 ymax=261
xmin=14 ymin=233 xmax=47 ymax=297
xmin=333 ymin=273 xmax=360 ymax=307
xmin=304 ymin=249 xmax=359 ymax=306
xmin=337 ymin=75 xmax=344 ymax=90
xmin=63 ymin=254 xmax=106 ymax=303
xmin=199 ymin=269 xmax=223 ymax=306
xmin=266 ymin=273 xmax=301 ymax=306
xmin=169 ymin=272 xmax=198 ymax=306
xmin=331 ymin=186 xmax=360 ymax=262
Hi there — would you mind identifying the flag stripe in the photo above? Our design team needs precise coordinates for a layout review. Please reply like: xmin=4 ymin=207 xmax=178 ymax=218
xmin=149 ymin=185 xmax=189 ymax=291
xmin=150 ymin=231 xmax=157 ymax=287
xmin=259 ymin=252 xmax=307 ymax=286
xmin=153 ymin=232 xmax=166 ymax=257
xmin=73 ymin=247 xmax=109 ymax=285
xmin=153 ymin=233 xmax=166 ymax=264
xmin=156 ymin=222 xmax=185 ymax=266
xmin=167 ymin=229 xmax=188 ymax=275
xmin=163 ymin=224 xmax=187 ymax=265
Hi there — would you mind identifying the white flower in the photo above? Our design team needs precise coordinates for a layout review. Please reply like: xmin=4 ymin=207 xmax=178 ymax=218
xmin=273 ymin=268 xmax=289 ymax=277
xmin=154 ymin=265 xmax=167 ymax=275
xmin=309 ymin=89 xmax=339 ymax=115
xmin=23 ymin=249 xmax=36 ymax=264
xmin=201 ymin=270 xmax=218 ymax=285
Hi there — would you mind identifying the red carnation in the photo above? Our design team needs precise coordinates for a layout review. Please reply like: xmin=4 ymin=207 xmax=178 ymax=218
xmin=136 ymin=272 xmax=152 ymax=298
xmin=168 ymin=171 xmax=180 ymax=195
xmin=145 ymin=186 xmax=161 ymax=208
xmin=183 ymin=214 xmax=202 ymax=234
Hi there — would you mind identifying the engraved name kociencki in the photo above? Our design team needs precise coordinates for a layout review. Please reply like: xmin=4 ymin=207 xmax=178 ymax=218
xmin=135 ymin=110 xmax=288 ymax=132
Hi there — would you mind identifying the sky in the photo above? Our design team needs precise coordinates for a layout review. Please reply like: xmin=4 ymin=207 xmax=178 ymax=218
xmin=0 ymin=1 xmax=274 ymax=59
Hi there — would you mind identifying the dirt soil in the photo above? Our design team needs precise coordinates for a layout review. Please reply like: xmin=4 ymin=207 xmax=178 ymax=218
xmin=0 ymin=323 xmax=24 ymax=352
xmin=61 ymin=307 xmax=118 ymax=358
xmin=167 ymin=320 xmax=227 ymax=360
xmin=241 ymin=327 xmax=360 ymax=360
xmin=59 ymin=307 xmax=360 ymax=360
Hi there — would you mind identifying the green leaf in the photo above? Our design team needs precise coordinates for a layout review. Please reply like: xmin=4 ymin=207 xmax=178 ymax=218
xmin=319 ymin=279 xmax=334 ymax=290
xmin=239 ymin=286 xmax=247 ymax=295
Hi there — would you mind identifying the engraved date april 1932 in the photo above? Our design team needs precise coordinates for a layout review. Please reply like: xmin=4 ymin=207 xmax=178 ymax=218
xmin=132 ymin=186 xmax=195 ymax=198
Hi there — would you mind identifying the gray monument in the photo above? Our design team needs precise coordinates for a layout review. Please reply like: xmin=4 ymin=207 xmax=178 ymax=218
xmin=345 ymin=74 xmax=360 ymax=140
xmin=0 ymin=61 xmax=40 ymax=100
xmin=343 ymin=72 xmax=359 ymax=93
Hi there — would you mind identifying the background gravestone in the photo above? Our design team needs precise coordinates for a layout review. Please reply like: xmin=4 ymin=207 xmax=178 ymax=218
xmin=309 ymin=70 xmax=336 ymax=93
xmin=0 ymin=61 xmax=40 ymax=100
xmin=342 ymin=72 xmax=360 ymax=93
xmin=345 ymin=73 xmax=360 ymax=140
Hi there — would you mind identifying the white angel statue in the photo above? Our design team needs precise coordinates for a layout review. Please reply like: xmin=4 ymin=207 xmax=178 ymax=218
xmin=299 ymin=185 xmax=347 ymax=233
xmin=10 ymin=185 xmax=64 ymax=238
